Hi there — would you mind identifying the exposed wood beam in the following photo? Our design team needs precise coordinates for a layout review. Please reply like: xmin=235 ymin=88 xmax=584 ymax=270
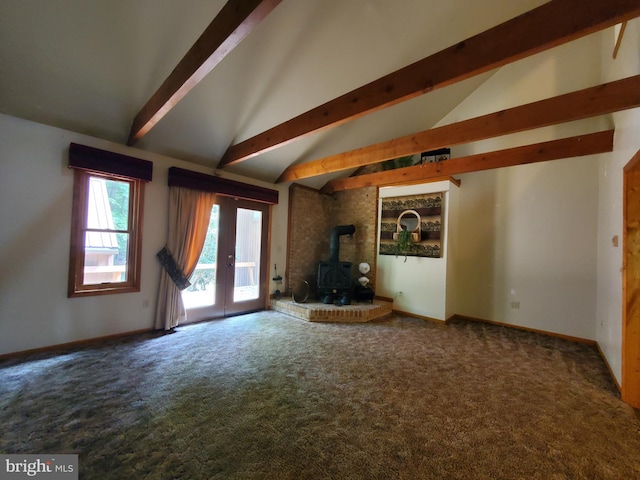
xmin=613 ymin=21 xmax=628 ymax=59
xmin=320 ymin=131 xmax=614 ymax=194
xmin=218 ymin=0 xmax=640 ymax=168
xmin=127 ymin=0 xmax=282 ymax=145
xmin=278 ymin=74 xmax=640 ymax=183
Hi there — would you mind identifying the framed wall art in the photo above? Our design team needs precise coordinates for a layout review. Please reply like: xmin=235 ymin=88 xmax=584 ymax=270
xmin=379 ymin=192 xmax=443 ymax=258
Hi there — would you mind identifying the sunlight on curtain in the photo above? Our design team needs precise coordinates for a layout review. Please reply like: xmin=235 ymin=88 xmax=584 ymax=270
xmin=155 ymin=187 xmax=216 ymax=330
xmin=181 ymin=204 xmax=219 ymax=309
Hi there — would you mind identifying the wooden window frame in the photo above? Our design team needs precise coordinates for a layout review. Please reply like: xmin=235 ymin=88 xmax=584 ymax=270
xmin=68 ymin=169 xmax=145 ymax=297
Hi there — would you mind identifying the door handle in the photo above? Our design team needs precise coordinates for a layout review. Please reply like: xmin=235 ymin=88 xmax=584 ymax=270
xmin=227 ymin=254 xmax=234 ymax=267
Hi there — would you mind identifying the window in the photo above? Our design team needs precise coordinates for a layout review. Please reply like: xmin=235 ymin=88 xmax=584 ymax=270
xmin=67 ymin=143 xmax=151 ymax=297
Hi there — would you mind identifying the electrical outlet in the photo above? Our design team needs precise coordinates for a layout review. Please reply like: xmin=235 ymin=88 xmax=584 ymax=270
xmin=143 ymin=299 xmax=150 ymax=308
xmin=510 ymin=301 xmax=520 ymax=309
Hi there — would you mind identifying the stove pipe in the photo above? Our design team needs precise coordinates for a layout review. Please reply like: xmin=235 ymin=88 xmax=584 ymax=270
xmin=329 ymin=224 xmax=355 ymax=263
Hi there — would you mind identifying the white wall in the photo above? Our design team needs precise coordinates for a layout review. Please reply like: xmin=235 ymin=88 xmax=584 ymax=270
xmin=431 ymin=32 xmax=607 ymax=340
xmin=0 ymin=114 xmax=289 ymax=356
xmin=377 ymin=181 xmax=458 ymax=321
xmin=596 ymin=19 xmax=640 ymax=384
xmin=455 ymin=159 xmax=598 ymax=339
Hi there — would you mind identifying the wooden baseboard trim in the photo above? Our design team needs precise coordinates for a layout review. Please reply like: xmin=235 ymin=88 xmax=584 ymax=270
xmin=3 ymin=312 xmax=619 ymax=397
xmin=393 ymin=308 xmax=445 ymax=324
xmin=375 ymin=294 xmax=394 ymax=303
xmin=0 ymin=327 xmax=154 ymax=360
xmin=452 ymin=314 xmax=596 ymax=345
xmin=455 ymin=315 xmax=621 ymax=393
xmin=595 ymin=342 xmax=621 ymax=392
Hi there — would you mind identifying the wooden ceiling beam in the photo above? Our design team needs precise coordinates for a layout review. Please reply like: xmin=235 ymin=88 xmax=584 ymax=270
xmin=218 ymin=0 xmax=640 ymax=168
xmin=127 ymin=0 xmax=282 ymax=145
xmin=278 ymin=74 xmax=640 ymax=183
xmin=320 ymin=130 xmax=614 ymax=194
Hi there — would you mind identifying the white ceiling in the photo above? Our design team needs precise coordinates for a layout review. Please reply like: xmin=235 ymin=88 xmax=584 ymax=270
xmin=0 ymin=0 xmax=549 ymax=188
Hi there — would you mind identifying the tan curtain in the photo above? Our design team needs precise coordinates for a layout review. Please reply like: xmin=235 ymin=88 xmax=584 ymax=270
xmin=155 ymin=187 xmax=216 ymax=330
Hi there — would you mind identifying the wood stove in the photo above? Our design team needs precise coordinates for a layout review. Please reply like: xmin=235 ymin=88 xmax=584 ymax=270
xmin=317 ymin=224 xmax=355 ymax=304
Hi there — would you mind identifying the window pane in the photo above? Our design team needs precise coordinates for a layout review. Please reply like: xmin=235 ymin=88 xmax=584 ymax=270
xmin=182 ymin=204 xmax=219 ymax=309
xmin=234 ymin=208 xmax=262 ymax=302
xmin=86 ymin=177 xmax=129 ymax=230
xmin=69 ymin=167 xmax=143 ymax=297
xmin=83 ymin=232 xmax=129 ymax=285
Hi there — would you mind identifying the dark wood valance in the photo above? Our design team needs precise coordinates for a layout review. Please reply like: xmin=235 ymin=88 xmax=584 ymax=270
xmin=68 ymin=143 xmax=153 ymax=181
xmin=168 ymin=167 xmax=279 ymax=205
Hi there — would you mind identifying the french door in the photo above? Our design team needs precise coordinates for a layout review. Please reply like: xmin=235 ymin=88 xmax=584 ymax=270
xmin=181 ymin=196 xmax=270 ymax=322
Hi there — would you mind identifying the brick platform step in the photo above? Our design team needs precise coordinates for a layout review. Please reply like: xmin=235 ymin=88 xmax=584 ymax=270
xmin=270 ymin=297 xmax=392 ymax=323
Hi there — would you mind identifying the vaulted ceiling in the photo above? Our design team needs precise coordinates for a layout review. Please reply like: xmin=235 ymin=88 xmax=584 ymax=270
xmin=1 ymin=0 xmax=638 ymax=189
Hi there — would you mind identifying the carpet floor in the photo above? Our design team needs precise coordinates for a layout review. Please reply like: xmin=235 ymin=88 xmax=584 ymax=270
xmin=1 ymin=312 xmax=639 ymax=479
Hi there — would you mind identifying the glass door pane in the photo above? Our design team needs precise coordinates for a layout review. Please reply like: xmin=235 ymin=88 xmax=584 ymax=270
xmin=223 ymin=199 xmax=269 ymax=316
xmin=233 ymin=208 xmax=262 ymax=302
xmin=181 ymin=204 xmax=219 ymax=310
xmin=183 ymin=198 xmax=268 ymax=321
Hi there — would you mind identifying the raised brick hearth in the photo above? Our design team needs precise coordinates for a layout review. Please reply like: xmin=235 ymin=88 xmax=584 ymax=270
xmin=270 ymin=297 xmax=392 ymax=323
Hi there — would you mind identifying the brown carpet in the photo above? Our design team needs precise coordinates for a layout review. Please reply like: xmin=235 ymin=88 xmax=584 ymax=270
xmin=1 ymin=312 xmax=639 ymax=479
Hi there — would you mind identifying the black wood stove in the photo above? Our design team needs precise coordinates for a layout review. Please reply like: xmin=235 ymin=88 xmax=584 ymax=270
xmin=317 ymin=224 xmax=355 ymax=304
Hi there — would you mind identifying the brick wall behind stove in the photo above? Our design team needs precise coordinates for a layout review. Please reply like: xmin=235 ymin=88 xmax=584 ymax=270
xmin=288 ymin=184 xmax=377 ymax=296
xmin=327 ymin=188 xmax=378 ymax=287
xmin=287 ymin=185 xmax=331 ymax=295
